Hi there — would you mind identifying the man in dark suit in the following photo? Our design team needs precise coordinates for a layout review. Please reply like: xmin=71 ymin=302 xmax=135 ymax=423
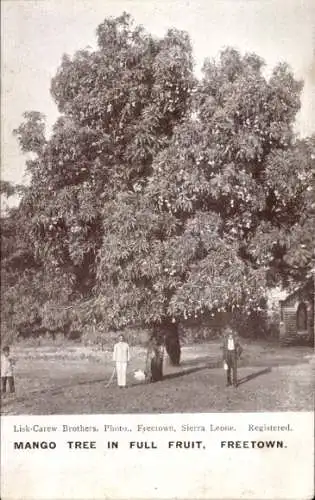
xmin=221 ymin=327 xmax=243 ymax=387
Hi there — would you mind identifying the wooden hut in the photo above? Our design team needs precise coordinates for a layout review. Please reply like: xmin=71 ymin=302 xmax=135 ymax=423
xmin=279 ymin=277 xmax=314 ymax=345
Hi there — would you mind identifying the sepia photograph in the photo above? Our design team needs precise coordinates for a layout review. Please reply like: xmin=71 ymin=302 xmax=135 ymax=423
xmin=1 ymin=0 xmax=314 ymax=417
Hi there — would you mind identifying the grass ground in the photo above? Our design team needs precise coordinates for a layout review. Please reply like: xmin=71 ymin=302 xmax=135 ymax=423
xmin=1 ymin=340 xmax=314 ymax=414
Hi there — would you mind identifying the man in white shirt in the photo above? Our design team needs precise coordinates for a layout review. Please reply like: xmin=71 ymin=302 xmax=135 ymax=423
xmin=113 ymin=334 xmax=130 ymax=388
xmin=1 ymin=346 xmax=16 ymax=394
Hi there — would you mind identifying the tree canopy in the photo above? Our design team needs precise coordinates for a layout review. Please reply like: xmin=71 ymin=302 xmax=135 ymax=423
xmin=4 ymin=14 xmax=315 ymax=347
xmin=95 ymin=47 xmax=314 ymax=330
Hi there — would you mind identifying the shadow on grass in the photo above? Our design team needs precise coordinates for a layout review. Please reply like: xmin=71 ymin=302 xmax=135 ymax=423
xmin=178 ymin=356 xmax=215 ymax=367
xmin=237 ymin=367 xmax=272 ymax=386
xmin=128 ymin=361 xmax=220 ymax=388
xmin=49 ymin=377 xmax=112 ymax=395
xmin=241 ymin=358 xmax=309 ymax=368
xmin=128 ymin=365 xmax=210 ymax=387
xmin=163 ymin=365 xmax=210 ymax=380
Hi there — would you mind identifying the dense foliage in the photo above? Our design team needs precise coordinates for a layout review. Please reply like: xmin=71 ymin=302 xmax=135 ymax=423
xmin=2 ymin=14 xmax=314 ymax=358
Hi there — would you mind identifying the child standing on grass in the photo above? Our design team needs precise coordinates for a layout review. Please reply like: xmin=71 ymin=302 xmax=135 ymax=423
xmin=1 ymin=346 xmax=16 ymax=395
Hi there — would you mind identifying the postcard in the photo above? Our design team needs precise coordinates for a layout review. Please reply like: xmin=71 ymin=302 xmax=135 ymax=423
xmin=1 ymin=1 xmax=314 ymax=499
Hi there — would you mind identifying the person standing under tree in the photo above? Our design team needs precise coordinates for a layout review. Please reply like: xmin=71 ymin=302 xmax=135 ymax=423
xmin=221 ymin=327 xmax=243 ymax=388
xmin=113 ymin=334 xmax=130 ymax=388
xmin=145 ymin=335 xmax=164 ymax=383
xmin=1 ymin=346 xmax=16 ymax=395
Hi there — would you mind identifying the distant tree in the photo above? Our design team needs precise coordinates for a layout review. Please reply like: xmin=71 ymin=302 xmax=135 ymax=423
xmin=1 ymin=180 xmax=16 ymax=198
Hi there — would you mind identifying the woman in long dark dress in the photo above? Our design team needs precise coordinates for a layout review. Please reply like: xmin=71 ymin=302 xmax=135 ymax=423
xmin=145 ymin=337 xmax=164 ymax=382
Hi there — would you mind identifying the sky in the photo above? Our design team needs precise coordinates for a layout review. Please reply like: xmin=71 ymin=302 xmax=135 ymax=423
xmin=1 ymin=0 xmax=315 ymax=186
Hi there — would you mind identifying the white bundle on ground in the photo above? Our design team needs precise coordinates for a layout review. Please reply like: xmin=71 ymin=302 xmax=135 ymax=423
xmin=133 ymin=369 xmax=146 ymax=381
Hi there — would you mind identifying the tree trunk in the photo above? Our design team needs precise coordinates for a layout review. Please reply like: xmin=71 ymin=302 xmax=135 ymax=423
xmin=164 ymin=320 xmax=181 ymax=366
